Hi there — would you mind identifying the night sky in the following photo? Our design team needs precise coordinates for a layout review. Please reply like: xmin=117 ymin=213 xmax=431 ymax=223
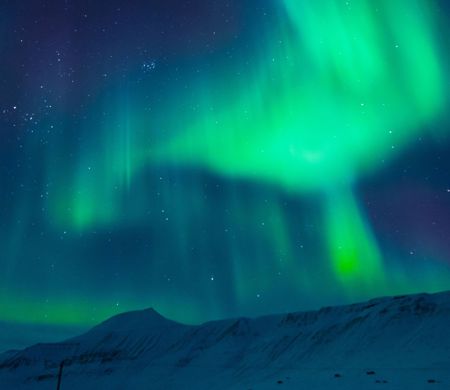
xmin=1 ymin=0 xmax=450 ymax=351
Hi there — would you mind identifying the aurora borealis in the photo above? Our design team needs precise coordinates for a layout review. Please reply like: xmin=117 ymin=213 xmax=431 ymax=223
xmin=1 ymin=0 xmax=450 ymax=351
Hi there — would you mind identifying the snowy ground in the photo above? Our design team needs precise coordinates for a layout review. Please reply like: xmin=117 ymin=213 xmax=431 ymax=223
xmin=1 ymin=291 xmax=450 ymax=389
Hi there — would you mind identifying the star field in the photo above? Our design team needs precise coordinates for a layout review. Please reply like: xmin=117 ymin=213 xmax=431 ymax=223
xmin=0 ymin=0 xmax=450 ymax=350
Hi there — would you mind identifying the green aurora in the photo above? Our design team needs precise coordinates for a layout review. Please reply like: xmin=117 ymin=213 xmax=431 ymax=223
xmin=1 ymin=0 xmax=450 ymax=348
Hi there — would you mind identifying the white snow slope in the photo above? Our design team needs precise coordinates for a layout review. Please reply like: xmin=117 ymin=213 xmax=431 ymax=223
xmin=1 ymin=291 xmax=450 ymax=389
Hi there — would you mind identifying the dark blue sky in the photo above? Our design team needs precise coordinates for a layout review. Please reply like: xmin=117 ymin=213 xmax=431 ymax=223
xmin=1 ymin=0 xmax=450 ymax=351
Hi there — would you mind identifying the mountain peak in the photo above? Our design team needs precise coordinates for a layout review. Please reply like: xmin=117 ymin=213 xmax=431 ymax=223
xmin=86 ymin=307 xmax=182 ymax=335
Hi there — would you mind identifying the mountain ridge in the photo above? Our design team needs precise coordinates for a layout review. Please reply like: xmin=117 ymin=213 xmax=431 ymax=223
xmin=1 ymin=290 xmax=450 ymax=389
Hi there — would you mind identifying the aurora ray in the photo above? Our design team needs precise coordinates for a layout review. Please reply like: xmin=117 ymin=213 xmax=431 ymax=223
xmin=150 ymin=0 xmax=447 ymax=286
xmin=1 ymin=0 xmax=450 ymax=350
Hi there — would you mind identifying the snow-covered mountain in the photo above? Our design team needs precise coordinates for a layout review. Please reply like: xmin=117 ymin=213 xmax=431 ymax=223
xmin=1 ymin=291 xmax=450 ymax=389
